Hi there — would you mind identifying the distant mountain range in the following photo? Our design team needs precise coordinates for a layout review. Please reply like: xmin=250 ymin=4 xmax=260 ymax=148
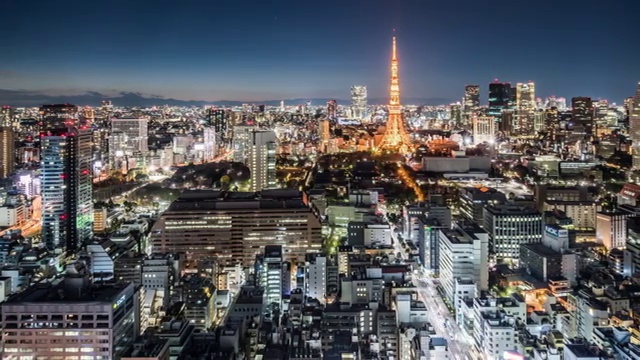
xmin=0 ymin=89 xmax=452 ymax=107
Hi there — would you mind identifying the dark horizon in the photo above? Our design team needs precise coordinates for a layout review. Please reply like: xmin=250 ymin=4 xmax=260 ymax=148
xmin=2 ymin=0 xmax=640 ymax=104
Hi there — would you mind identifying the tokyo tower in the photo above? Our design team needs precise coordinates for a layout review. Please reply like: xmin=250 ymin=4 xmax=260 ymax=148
xmin=377 ymin=36 xmax=413 ymax=154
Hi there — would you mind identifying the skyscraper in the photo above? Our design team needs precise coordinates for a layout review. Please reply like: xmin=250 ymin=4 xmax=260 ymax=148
xmin=378 ymin=36 xmax=412 ymax=154
xmin=488 ymin=81 xmax=513 ymax=118
xmin=206 ymin=108 xmax=229 ymax=140
xmin=571 ymin=97 xmax=594 ymax=136
xmin=350 ymin=85 xmax=367 ymax=119
xmin=515 ymin=82 xmax=536 ymax=134
xmin=1 ymin=106 xmax=13 ymax=127
xmin=327 ymin=99 xmax=337 ymax=119
xmin=40 ymin=104 xmax=93 ymax=253
xmin=463 ymin=85 xmax=480 ymax=113
xmin=472 ymin=115 xmax=496 ymax=145
xmin=631 ymin=83 xmax=640 ymax=168
xmin=0 ymin=127 xmax=14 ymax=179
xmin=109 ymin=118 xmax=149 ymax=172
xmin=248 ymin=130 xmax=277 ymax=191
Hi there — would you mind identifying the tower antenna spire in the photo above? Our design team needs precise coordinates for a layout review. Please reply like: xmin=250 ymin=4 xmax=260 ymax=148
xmin=376 ymin=35 xmax=412 ymax=154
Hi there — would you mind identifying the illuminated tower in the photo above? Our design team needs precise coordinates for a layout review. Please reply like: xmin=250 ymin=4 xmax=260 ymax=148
xmin=571 ymin=97 xmax=594 ymax=136
xmin=463 ymin=85 xmax=480 ymax=113
xmin=515 ymin=82 xmax=536 ymax=134
xmin=630 ymin=82 xmax=640 ymax=168
xmin=40 ymin=104 xmax=93 ymax=253
xmin=0 ymin=127 xmax=14 ymax=178
xmin=350 ymin=86 xmax=367 ymax=119
xmin=378 ymin=36 xmax=412 ymax=154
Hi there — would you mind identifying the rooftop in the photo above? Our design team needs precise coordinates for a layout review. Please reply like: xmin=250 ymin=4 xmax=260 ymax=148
xmin=166 ymin=188 xmax=308 ymax=212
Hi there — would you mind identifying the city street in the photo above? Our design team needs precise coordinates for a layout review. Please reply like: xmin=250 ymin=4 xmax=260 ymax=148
xmin=389 ymin=224 xmax=481 ymax=360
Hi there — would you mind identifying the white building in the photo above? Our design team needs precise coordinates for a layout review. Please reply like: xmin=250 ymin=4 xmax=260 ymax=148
xmin=484 ymin=204 xmax=543 ymax=263
xmin=472 ymin=115 xmax=495 ymax=145
xmin=596 ymin=211 xmax=627 ymax=250
xmin=263 ymin=245 xmax=284 ymax=309
xmin=305 ymin=254 xmax=327 ymax=303
xmin=630 ymin=82 xmax=640 ymax=169
xmin=231 ymin=125 xmax=254 ymax=162
xmin=247 ymin=130 xmax=277 ymax=192
xmin=340 ymin=268 xmax=384 ymax=305
xmin=0 ymin=203 xmax=26 ymax=227
xmin=439 ymin=223 xmax=489 ymax=306
xmin=109 ymin=118 xmax=149 ymax=170
xmin=351 ymin=85 xmax=367 ymax=119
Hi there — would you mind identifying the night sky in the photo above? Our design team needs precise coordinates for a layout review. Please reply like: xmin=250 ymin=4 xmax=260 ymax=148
xmin=2 ymin=0 xmax=640 ymax=103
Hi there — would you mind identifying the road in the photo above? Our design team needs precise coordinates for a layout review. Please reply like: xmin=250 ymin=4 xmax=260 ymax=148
xmin=389 ymin=223 xmax=481 ymax=360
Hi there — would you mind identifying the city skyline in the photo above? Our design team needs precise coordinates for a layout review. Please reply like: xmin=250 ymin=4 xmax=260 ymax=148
xmin=2 ymin=0 xmax=640 ymax=104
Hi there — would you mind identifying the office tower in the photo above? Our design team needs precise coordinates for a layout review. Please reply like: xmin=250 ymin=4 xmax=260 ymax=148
xmin=488 ymin=81 xmax=513 ymax=118
xmin=202 ymin=127 xmax=216 ymax=161
xmin=206 ymin=108 xmax=228 ymax=140
xmin=596 ymin=211 xmax=627 ymax=250
xmin=484 ymin=204 xmax=544 ymax=263
xmin=0 ymin=266 xmax=140 ymax=359
xmin=545 ymin=107 xmax=560 ymax=140
xmin=39 ymin=103 xmax=79 ymax=132
xmin=450 ymin=103 xmax=462 ymax=124
xmin=631 ymin=83 xmax=640 ymax=168
xmin=0 ymin=127 xmax=14 ymax=178
xmin=231 ymin=125 xmax=254 ymax=162
xmin=571 ymin=96 xmax=594 ymax=135
xmin=438 ymin=222 xmax=489 ymax=306
xmin=463 ymin=85 xmax=480 ymax=113
xmin=350 ymin=85 xmax=367 ymax=119
xmin=247 ymin=130 xmax=277 ymax=191
xmin=472 ymin=115 xmax=496 ymax=145
xmin=150 ymin=189 xmax=322 ymax=267
xmin=109 ymin=118 xmax=149 ymax=171
xmin=516 ymin=82 xmax=536 ymax=111
xmin=515 ymin=82 xmax=536 ymax=134
xmin=1 ymin=106 xmax=13 ymax=127
xmin=110 ymin=118 xmax=148 ymax=154
xmin=327 ymin=99 xmax=337 ymax=119
xmin=40 ymin=104 xmax=93 ymax=253
xmin=459 ymin=187 xmax=506 ymax=224
xmin=263 ymin=245 xmax=286 ymax=309
xmin=305 ymin=253 xmax=327 ymax=303
xmin=378 ymin=37 xmax=412 ymax=153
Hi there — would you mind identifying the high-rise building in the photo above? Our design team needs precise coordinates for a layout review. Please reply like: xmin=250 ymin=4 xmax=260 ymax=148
xmin=631 ymin=83 xmax=640 ymax=168
xmin=0 ymin=267 xmax=140 ymax=359
xmin=0 ymin=127 xmax=14 ymax=178
xmin=484 ymin=204 xmax=543 ymax=263
xmin=40 ymin=104 xmax=93 ymax=253
xmin=516 ymin=82 xmax=536 ymax=111
xmin=39 ymin=103 xmax=79 ymax=132
xmin=463 ymin=85 xmax=480 ymax=113
xmin=515 ymin=82 xmax=536 ymax=134
xmin=350 ymin=85 xmax=367 ymax=119
xmin=438 ymin=222 xmax=489 ymax=306
xmin=206 ymin=108 xmax=228 ymax=140
xmin=150 ymin=189 xmax=322 ymax=267
xmin=596 ymin=211 xmax=627 ymax=250
xmin=231 ymin=125 xmax=254 ymax=162
xmin=109 ymin=118 xmax=149 ymax=171
xmin=488 ymin=81 xmax=513 ymax=118
xmin=327 ymin=99 xmax=337 ymax=119
xmin=378 ymin=36 xmax=412 ymax=154
xmin=472 ymin=115 xmax=496 ymax=145
xmin=247 ymin=130 xmax=277 ymax=191
xmin=262 ymin=245 xmax=286 ymax=309
xmin=1 ymin=106 xmax=13 ymax=127
xmin=571 ymin=96 xmax=594 ymax=136
xmin=544 ymin=107 xmax=560 ymax=140
xmin=305 ymin=253 xmax=327 ymax=303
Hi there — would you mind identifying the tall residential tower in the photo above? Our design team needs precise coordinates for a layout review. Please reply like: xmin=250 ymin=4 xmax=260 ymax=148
xmin=40 ymin=104 xmax=93 ymax=253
